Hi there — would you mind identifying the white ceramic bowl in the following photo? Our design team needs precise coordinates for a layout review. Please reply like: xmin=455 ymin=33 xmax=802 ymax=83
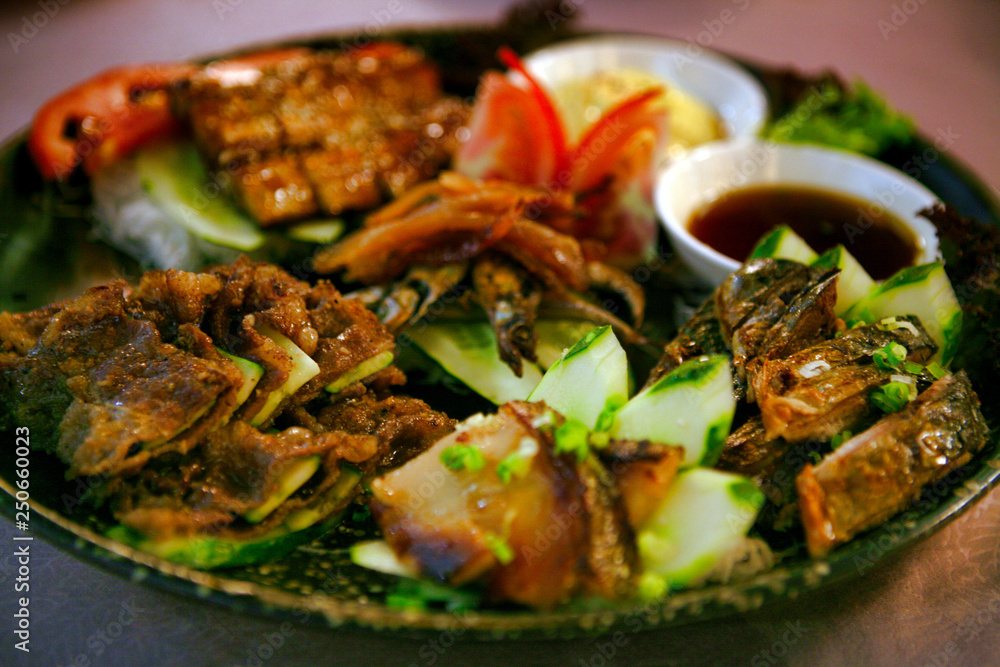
xmin=524 ymin=35 xmax=769 ymax=144
xmin=655 ymin=138 xmax=941 ymax=285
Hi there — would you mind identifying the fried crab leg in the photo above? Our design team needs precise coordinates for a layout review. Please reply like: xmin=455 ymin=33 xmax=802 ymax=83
xmin=471 ymin=254 xmax=543 ymax=376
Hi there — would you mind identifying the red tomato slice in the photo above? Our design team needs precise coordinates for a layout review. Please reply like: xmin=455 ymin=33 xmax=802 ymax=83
xmin=28 ymin=63 xmax=196 ymax=180
xmin=569 ymin=88 xmax=665 ymax=193
xmin=496 ymin=47 xmax=571 ymax=188
xmin=453 ymin=72 xmax=562 ymax=187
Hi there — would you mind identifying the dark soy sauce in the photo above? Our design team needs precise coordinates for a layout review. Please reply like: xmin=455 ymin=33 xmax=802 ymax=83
xmin=688 ymin=184 xmax=920 ymax=280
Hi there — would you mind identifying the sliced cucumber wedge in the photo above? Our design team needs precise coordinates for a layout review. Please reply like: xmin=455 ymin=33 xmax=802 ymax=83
xmin=351 ymin=539 xmax=420 ymax=578
xmin=285 ymin=219 xmax=346 ymax=244
xmin=528 ymin=326 xmax=630 ymax=431
xmin=811 ymin=245 xmax=875 ymax=316
xmin=107 ymin=466 xmax=362 ymax=569
xmin=325 ymin=350 xmax=395 ymax=394
xmin=636 ymin=468 xmax=764 ymax=596
xmin=250 ymin=324 xmax=321 ymax=427
xmin=405 ymin=320 xmax=543 ymax=405
xmin=610 ymin=354 xmax=734 ymax=467
xmin=748 ymin=225 xmax=818 ymax=264
xmin=135 ymin=141 xmax=265 ymax=251
xmin=244 ymin=455 xmax=322 ymax=524
xmin=844 ymin=262 xmax=961 ymax=365
xmin=216 ymin=347 xmax=265 ymax=408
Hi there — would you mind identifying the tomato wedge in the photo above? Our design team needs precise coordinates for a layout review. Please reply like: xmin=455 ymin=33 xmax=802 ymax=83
xmin=495 ymin=46 xmax=571 ymax=188
xmin=569 ymin=87 xmax=665 ymax=193
xmin=28 ymin=63 xmax=196 ymax=180
xmin=453 ymin=72 xmax=562 ymax=187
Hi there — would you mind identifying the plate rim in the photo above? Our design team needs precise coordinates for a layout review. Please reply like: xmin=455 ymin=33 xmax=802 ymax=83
xmin=1 ymin=23 xmax=1000 ymax=639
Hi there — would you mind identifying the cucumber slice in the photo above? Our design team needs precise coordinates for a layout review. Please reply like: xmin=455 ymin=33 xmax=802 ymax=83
xmin=106 ymin=466 xmax=362 ymax=569
xmin=250 ymin=324 xmax=321 ymax=427
xmin=325 ymin=350 xmax=395 ymax=394
xmin=285 ymin=219 xmax=346 ymax=244
xmin=748 ymin=225 xmax=818 ymax=264
xmin=351 ymin=539 xmax=420 ymax=578
xmin=405 ymin=321 xmax=544 ymax=405
xmin=244 ymin=455 xmax=322 ymax=523
xmin=216 ymin=347 xmax=265 ymax=408
xmin=811 ymin=245 xmax=876 ymax=316
xmin=610 ymin=355 xmax=734 ymax=467
xmin=135 ymin=141 xmax=265 ymax=251
xmin=844 ymin=262 xmax=961 ymax=365
xmin=636 ymin=468 xmax=763 ymax=595
xmin=528 ymin=326 xmax=630 ymax=431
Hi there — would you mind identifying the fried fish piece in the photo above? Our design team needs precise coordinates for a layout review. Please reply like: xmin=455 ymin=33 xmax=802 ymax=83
xmin=796 ymin=372 xmax=989 ymax=557
xmin=752 ymin=316 xmax=936 ymax=443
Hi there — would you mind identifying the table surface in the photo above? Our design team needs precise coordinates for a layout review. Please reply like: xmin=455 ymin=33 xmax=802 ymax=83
xmin=1 ymin=1 xmax=999 ymax=665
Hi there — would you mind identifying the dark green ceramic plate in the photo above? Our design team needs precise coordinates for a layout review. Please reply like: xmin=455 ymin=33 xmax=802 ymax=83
xmin=1 ymin=20 xmax=999 ymax=640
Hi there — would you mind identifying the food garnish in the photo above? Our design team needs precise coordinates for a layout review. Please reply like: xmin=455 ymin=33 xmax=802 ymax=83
xmin=765 ymin=78 xmax=915 ymax=156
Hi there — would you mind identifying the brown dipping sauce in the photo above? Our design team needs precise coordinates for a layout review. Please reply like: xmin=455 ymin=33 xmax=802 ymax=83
xmin=688 ymin=184 xmax=920 ymax=280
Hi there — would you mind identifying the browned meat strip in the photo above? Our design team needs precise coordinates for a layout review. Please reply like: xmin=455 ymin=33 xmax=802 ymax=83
xmin=103 ymin=421 xmax=378 ymax=540
xmin=0 ymin=283 xmax=243 ymax=477
xmin=309 ymin=390 xmax=456 ymax=470
xmin=752 ymin=316 xmax=936 ymax=443
xmin=796 ymin=372 xmax=989 ymax=557
xmin=173 ymin=44 xmax=470 ymax=225
xmin=597 ymin=438 xmax=684 ymax=529
xmin=370 ymin=401 xmax=638 ymax=609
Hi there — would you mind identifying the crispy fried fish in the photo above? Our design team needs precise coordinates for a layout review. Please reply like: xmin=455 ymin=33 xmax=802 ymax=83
xmin=796 ymin=372 xmax=989 ymax=557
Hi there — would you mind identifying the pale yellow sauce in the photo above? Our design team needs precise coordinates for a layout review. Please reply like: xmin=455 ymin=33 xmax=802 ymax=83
xmin=553 ymin=68 xmax=725 ymax=161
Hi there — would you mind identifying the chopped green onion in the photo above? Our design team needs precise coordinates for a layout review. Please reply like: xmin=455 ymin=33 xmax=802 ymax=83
xmin=593 ymin=396 xmax=626 ymax=433
xmin=554 ymin=418 xmax=591 ymax=462
xmin=873 ymin=342 xmax=907 ymax=370
xmin=925 ymin=361 xmax=948 ymax=379
xmin=352 ymin=505 xmax=371 ymax=522
xmin=903 ymin=360 xmax=925 ymax=375
xmin=831 ymin=430 xmax=853 ymax=449
xmin=496 ymin=438 xmax=537 ymax=483
xmin=440 ymin=445 xmax=486 ymax=472
xmin=484 ymin=533 xmax=514 ymax=564
xmin=871 ymin=380 xmax=916 ymax=413
xmin=588 ymin=431 xmax=611 ymax=448
xmin=875 ymin=317 xmax=920 ymax=336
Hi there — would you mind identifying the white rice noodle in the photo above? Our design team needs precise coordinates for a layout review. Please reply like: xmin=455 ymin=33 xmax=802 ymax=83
xmin=90 ymin=158 xmax=241 ymax=271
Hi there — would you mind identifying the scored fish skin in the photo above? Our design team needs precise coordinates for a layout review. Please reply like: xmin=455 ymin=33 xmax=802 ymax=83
xmin=719 ymin=260 xmax=840 ymax=399
xmin=648 ymin=259 xmax=838 ymax=401
xmin=753 ymin=316 xmax=937 ymax=444
xmin=715 ymin=259 xmax=822 ymax=345
xmin=644 ymin=295 xmax=728 ymax=389
xmin=796 ymin=371 xmax=989 ymax=557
